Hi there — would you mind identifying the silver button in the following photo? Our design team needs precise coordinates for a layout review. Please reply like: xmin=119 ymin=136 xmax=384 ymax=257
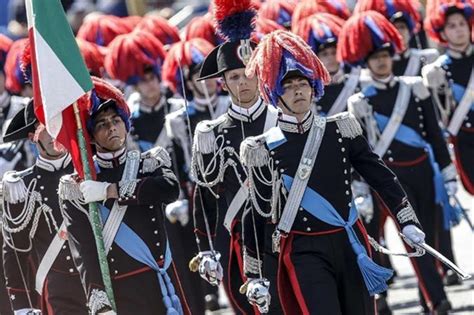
xmin=466 ymin=122 xmax=472 ymax=128
xmin=417 ymin=107 xmax=422 ymax=112
xmin=40 ymin=186 xmax=44 ymax=190
xmin=303 ymin=217 xmax=308 ymax=222
xmin=151 ymin=218 xmax=156 ymax=222
xmin=66 ymin=256 xmax=71 ymax=260
xmin=346 ymin=190 xmax=350 ymax=195
xmin=62 ymin=245 xmax=67 ymax=250
xmin=419 ymin=123 xmax=424 ymax=128
xmin=344 ymin=169 xmax=348 ymax=174
xmin=156 ymin=242 xmax=160 ymax=247
xmin=149 ymin=206 xmax=154 ymax=209
xmin=299 ymin=207 xmax=304 ymax=211
xmin=342 ymin=158 xmax=347 ymax=163
xmin=44 ymin=197 xmax=48 ymax=201
xmin=387 ymin=150 xmax=392 ymax=155
xmin=275 ymin=160 xmax=280 ymax=165
xmin=69 ymin=268 xmax=74 ymax=273
xmin=154 ymin=230 xmax=158 ymax=234
xmin=345 ymin=180 xmax=349 ymax=185
xmin=306 ymin=227 xmax=311 ymax=232
xmin=114 ymin=270 xmax=118 ymax=274
xmin=280 ymin=169 xmax=284 ymax=173
xmin=37 ymin=175 xmax=41 ymax=179
xmin=341 ymin=147 xmax=345 ymax=152
xmin=110 ymin=258 xmax=115 ymax=262
xmin=223 ymin=129 xmax=228 ymax=134
xmin=336 ymin=129 xmax=340 ymax=134
xmin=419 ymin=115 xmax=424 ymax=120
xmin=388 ymin=157 xmax=394 ymax=162
xmin=226 ymin=140 xmax=231 ymax=144
xmin=270 ymin=151 xmax=275 ymax=156
xmin=422 ymin=131 xmax=427 ymax=136
xmin=415 ymin=97 xmax=420 ymax=102
xmin=338 ymin=138 xmax=343 ymax=143
xmin=160 ymin=255 xmax=164 ymax=259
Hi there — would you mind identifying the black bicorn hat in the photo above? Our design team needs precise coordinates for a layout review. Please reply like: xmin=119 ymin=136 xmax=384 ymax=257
xmin=2 ymin=99 xmax=38 ymax=143
xmin=197 ymin=40 xmax=257 ymax=81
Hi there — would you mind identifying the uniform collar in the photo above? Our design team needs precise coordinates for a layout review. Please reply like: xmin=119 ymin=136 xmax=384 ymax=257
xmin=139 ymin=95 xmax=166 ymax=113
xmin=447 ymin=44 xmax=473 ymax=59
xmin=278 ymin=111 xmax=313 ymax=134
xmin=95 ymin=147 xmax=127 ymax=168
xmin=193 ymin=94 xmax=217 ymax=112
xmin=330 ymin=68 xmax=345 ymax=85
xmin=227 ymin=97 xmax=265 ymax=122
xmin=368 ymin=74 xmax=397 ymax=90
xmin=36 ymin=153 xmax=72 ymax=172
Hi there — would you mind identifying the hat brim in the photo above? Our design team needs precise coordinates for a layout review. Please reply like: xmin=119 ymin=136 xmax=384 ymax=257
xmin=2 ymin=100 xmax=37 ymax=143
xmin=197 ymin=45 xmax=222 ymax=81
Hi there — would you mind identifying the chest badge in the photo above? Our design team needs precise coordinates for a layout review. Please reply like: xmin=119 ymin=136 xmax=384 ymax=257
xmin=297 ymin=158 xmax=312 ymax=180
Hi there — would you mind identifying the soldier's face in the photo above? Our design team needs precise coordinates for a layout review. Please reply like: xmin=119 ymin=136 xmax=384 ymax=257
xmin=223 ymin=68 xmax=259 ymax=108
xmin=317 ymin=46 xmax=339 ymax=74
xmin=92 ymin=108 xmax=127 ymax=152
xmin=393 ymin=21 xmax=411 ymax=48
xmin=279 ymin=77 xmax=313 ymax=115
xmin=30 ymin=124 xmax=67 ymax=159
xmin=136 ymin=72 xmax=161 ymax=104
xmin=367 ymin=50 xmax=393 ymax=79
xmin=189 ymin=72 xmax=218 ymax=97
xmin=441 ymin=13 xmax=471 ymax=47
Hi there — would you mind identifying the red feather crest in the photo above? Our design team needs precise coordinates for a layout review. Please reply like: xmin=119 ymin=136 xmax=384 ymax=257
xmin=77 ymin=14 xmax=133 ymax=47
xmin=135 ymin=16 xmax=181 ymax=46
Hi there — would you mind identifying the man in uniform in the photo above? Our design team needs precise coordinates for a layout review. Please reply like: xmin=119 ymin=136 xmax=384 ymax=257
xmin=190 ymin=0 xmax=279 ymax=313
xmin=60 ymin=78 xmax=189 ymax=315
xmin=1 ymin=99 xmax=87 ymax=314
xmin=422 ymin=0 xmax=473 ymax=197
xmin=354 ymin=0 xmax=439 ymax=76
xmin=342 ymin=11 xmax=455 ymax=313
xmin=238 ymin=29 xmax=426 ymax=315
xmin=103 ymin=30 xmax=175 ymax=153
xmin=293 ymin=12 xmax=361 ymax=116
xmin=162 ymin=37 xmax=229 ymax=312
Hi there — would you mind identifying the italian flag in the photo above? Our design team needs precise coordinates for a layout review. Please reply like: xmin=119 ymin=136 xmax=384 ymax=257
xmin=26 ymin=0 xmax=95 ymax=178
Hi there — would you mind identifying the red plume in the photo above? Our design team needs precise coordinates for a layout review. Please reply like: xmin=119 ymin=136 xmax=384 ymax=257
xmin=77 ymin=14 xmax=133 ymax=46
xmin=162 ymin=38 xmax=215 ymax=93
xmin=77 ymin=39 xmax=106 ymax=77
xmin=337 ymin=11 xmax=404 ymax=66
xmin=104 ymin=31 xmax=166 ymax=84
xmin=293 ymin=0 xmax=350 ymax=26
xmin=354 ymin=0 xmax=421 ymax=33
xmin=246 ymin=30 xmax=330 ymax=105
xmin=259 ymin=0 xmax=296 ymax=26
xmin=292 ymin=12 xmax=345 ymax=44
xmin=135 ymin=15 xmax=181 ymax=46
xmin=184 ymin=15 xmax=223 ymax=46
xmin=4 ymin=39 xmax=29 ymax=94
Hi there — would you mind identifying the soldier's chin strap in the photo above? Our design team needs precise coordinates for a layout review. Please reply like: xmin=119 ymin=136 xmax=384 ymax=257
xmin=37 ymin=140 xmax=65 ymax=159
xmin=278 ymin=96 xmax=298 ymax=114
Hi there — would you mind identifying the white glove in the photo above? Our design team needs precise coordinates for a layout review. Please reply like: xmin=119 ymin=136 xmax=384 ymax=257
xmin=402 ymin=225 xmax=426 ymax=245
xmin=165 ymin=199 xmax=190 ymax=226
xmin=79 ymin=180 xmax=111 ymax=203
xmin=0 ymin=154 xmax=22 ymax=179
xmin=245 ymin=278 xmax=271 ymax=313
xmin=198 ymin=251 xmax=223 ymax=286
xmin=445 ymin=181 xmax=458 ymax=197
xmin=422 ymin=64 xmax=446 ymax=89
xmin=352 ymin=180 xmax=374 ymax=223
xmin=14 ymin=309 xmax=41 ymax=315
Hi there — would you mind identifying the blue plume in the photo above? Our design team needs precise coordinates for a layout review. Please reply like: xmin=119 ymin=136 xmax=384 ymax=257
xmin=217 ymin=10 xmax=256 ymax=42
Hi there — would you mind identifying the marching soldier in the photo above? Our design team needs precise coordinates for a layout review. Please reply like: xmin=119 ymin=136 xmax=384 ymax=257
xmin=354 ymin=0 xmax=439 ymax=76
xmin=104 ymin=30 xmax=177 ymax=153
xmin=342 ymin=11 xmax=455 ymax=313
xmin=1 ymin=99 xmax=87 ymax=314
xmin=293 ymin=12 xmax=361 ymax=116
xmin=162 ymin=38 xmax=229 ymax=313
xmin=60 ymin=77 xmax=189 ymax=315
xmin=422 ymin=0 xmax=474 ymax=196
xmin=190 ymin=0 xmax=279 ymax=313
xmin=238 ymin=29 xmax=426 ymax=315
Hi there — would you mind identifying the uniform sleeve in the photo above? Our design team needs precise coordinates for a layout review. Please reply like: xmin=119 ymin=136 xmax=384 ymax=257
xmin=117 ymin=163 xmax=180 ymax=207
xmin=421 ymin=96 xmax=452 ymax=170
xmin=2 ymin=200 xmax=35 ymax=311
xmin=349 ymin=134 xmax=422 ymax=230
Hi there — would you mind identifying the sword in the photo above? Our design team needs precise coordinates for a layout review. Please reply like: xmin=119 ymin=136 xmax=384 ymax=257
xmin=400 ymin=233 xmax=472 ymax=280
xmin=452 ymin=195 xmax=474 ymax=231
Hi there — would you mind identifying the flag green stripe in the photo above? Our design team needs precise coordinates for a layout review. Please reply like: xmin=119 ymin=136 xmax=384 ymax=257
xmin=32 ymin=0 xmax=92 ymax=92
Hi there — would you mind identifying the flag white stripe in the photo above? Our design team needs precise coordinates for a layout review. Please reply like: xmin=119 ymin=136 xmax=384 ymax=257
xmin=34 ymin=28 xmax=86 ymax=137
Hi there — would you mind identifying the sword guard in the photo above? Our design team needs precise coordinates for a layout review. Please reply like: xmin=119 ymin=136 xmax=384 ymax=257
xmin=272 ymin=229 xmax=286 ymax=253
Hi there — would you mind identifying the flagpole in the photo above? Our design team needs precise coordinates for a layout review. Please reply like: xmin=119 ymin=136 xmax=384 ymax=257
xmin=73 ymin=102 xmax=117 ymax=311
